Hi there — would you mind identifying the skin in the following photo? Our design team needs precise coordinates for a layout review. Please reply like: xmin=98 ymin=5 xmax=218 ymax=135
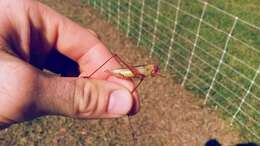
xmin=0 ymin=0 xmax=140 ymax=128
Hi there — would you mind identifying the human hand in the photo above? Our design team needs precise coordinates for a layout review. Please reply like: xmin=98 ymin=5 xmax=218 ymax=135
xmin=0 ymin=0 xmax=139 ymax=128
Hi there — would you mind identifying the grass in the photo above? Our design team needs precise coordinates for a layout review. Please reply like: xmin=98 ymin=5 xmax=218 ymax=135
xmin=81 ymin=0 xmax=259 ymax=142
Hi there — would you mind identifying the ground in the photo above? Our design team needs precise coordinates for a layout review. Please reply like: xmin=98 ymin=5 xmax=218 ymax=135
xmin=0 ymin=0 xmax=241 ymax=145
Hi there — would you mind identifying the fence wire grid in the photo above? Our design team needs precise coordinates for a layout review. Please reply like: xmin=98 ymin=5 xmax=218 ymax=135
xmin=84 ymin=0 xmax=259 ymax=142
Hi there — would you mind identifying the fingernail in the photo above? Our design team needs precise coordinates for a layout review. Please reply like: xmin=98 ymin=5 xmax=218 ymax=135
xmin=108 ymin=89 xmax=132 ymax=115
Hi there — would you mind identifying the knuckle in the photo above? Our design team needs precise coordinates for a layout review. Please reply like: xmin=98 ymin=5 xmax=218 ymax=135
xmin=83 ymin=81 xmax=96 ymax=114
xmin=73 ymin=79 xmax=98 ymax=117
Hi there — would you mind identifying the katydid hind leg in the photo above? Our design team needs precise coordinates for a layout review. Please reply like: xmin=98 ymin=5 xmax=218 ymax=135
xmin=87 ymin=54 xmax=117 ymax=78
xmin=131 ymin=77 xmax=144 ymax=93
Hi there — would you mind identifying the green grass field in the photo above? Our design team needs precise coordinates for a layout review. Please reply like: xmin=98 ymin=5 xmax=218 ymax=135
xmin=82 ymin=0 xmax=259 ymax=142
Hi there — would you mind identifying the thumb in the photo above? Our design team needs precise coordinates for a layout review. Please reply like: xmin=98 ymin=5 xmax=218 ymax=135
xmin=36 ymin=73 xmax=133 ymax=118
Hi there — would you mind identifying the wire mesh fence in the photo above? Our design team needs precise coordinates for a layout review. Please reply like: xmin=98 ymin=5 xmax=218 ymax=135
xmin=83 ymin=0 xmax=259 ymax=142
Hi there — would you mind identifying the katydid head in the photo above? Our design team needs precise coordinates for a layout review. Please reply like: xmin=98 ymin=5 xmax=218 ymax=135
xmin=150 ymin=64 xmax=165 ymax=78
xmin=151 ymin=64 xmax=160 ymax=77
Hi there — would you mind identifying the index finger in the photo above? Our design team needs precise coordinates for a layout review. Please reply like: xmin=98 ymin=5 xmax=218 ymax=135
xmin=37 ymin=2 xmax=118 ymax=79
